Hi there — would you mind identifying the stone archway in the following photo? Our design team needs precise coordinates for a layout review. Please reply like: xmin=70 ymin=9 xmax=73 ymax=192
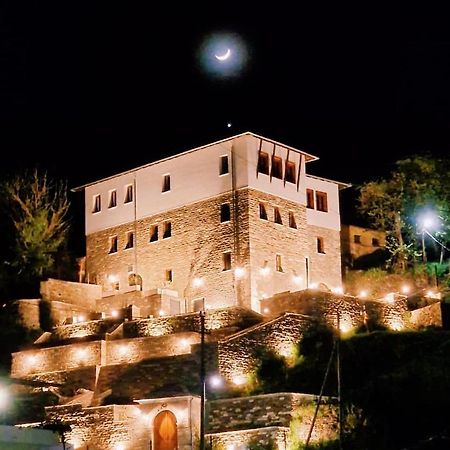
xmin=153 ymin=410 xmax=178 ymax=450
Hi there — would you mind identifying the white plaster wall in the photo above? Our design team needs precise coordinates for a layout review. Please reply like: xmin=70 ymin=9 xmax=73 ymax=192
xmin=84 ymin=134 xmax=340 ymax=235
xmin=305 ymin=176 xmax=341 ymax=231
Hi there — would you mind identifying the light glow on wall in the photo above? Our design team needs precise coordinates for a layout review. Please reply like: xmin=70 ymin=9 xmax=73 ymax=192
xmin=111 ymin=309 xmax=119 ymax=318
xmin=179 ymin=338 xmax=191 ymax=350
xmin=108 ymin=274 xmax=118 ymax=284
xmin=292 ymin=275 xmax=302 ymax=285
xmin=25 ymin=354 xmax=38 ymax=367
xmin=117 ymin=345 xmax=128 ymax=357
xmin=235 ymin=267 xmax=246 ymax=279
xmin=75 ymin=348 xmax=89 ymax=361
xmin=332 ymin=287 xmax=344 ymax=295
xmin=309 ymin=282 xmax=318 ymax=289
xmin=232 ymin=374 xmax=247 ymax=386
xmin=401 ymin=285 xmax=411 ymax=295
xmin=209 ymin=374 xmax=223 ymax=388
xmin=0 ymin=386 xmax=9 ymax=410
xmin=159 ymin=310 xmax=165 ymax=317
xmin=193 ymin=277 xmax=204 ymax=288
xmin=263 ymin=307 xmax=270 ymax=314
xmin=260 ymin=266 xmax=270 ymax=276
xmin=384 ymin=293 xmax=395 ymax=303
xmin=388 ymin=318 xmax=404 ymax=331
xmin=114 ymin=443 xmax=126 ymax=450
xmin=359 ymin=290 xmax=368 ymax=298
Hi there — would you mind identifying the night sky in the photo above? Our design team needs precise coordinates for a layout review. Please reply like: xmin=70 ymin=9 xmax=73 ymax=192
xmin=2 ymin=4 xmax=450 ymax=227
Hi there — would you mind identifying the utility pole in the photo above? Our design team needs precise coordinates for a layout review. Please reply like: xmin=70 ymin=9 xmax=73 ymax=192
xmin=199 ymin=309 xmax=206 ymax=450
xmin=336 ymin=312 xmax=343 ymax=450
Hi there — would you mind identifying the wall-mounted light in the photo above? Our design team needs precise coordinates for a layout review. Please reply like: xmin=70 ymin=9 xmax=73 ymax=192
xmin=209 ymin=374 xmax=223 ymax=388
xmin=401 ymin=285 xmax=410 ymax=295
xmin=358 ymin=290 xmax=368 ymax=298
xmin=159 ymin=310 xmax=165 ymax=317
xmin=263 ymin=307 xmax=270 ymax=314
xmin=111 ymin=310 xmax=119 ymax=318
xmin=179 ymin=338 xmax=190 ymax=350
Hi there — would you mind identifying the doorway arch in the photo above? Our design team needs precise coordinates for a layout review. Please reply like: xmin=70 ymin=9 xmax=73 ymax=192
xmin=153 ymin=410 xmax=178 ymax=450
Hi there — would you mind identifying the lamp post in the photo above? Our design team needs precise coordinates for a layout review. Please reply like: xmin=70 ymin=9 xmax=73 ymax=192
xmin=199 ymin=309 xmax=206 ymax=450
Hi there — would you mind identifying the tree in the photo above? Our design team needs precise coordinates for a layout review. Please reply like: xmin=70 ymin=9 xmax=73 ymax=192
xmin=0 ymin=170 xmax=70 ymax=297
xmin=359 ymin=156 xmax=450 ymax=271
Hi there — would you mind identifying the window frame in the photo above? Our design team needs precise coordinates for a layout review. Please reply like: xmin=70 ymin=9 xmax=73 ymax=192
xmin=257 ymin=152 xmax=270 ymax=175
xmin=124 ymin=184 xmax=134 ymax=204
xmin=108 ymin=190 xmax=117 ymax=209
xmin=276 ymin=254 xmax=283 ymax=273
xmin=109 ymin=235 xmax=118 ymax=254
xmin=289 ymin=211 xmax=297 ymax=229
xmin=124 ymin=231 xmax=134 ymax=250
xmin=162 ymin=221 xmax=172 ymax=239
xmin=222 ymin=251 xmax=232 ymax=272
xmin=166 ymin=269 xmax=173 ymax=282
xmin=149 ymin=225 xmax=158 ymax=242
xmin=317 ymin=237 xmax=325 ymax=254
xmin=274 ymin=207 xmax=283 ymax=225
xmin=220 ymin=203 xmax=231 ymax=223
xmin=306 ymin=189 xmax=314 ymax=209
xmin=219 ymin=155 xmax=229 ymax=176
xmin=162 ymin=174 xmax=171 ymax=193
xmin=92 ymin=194 xmax=101 ymax=213
xmin=271 ymin=155 xmax=283 ymax=179
xmin=354 ymin=235 xmax=362 ymax=244
xmin=259 ymin=203 xmax=268 ymax=220
xmin=316 ymin=191 xmax=328 ymax=212
xmin=285 ymin=160 xmax=296 ymax=184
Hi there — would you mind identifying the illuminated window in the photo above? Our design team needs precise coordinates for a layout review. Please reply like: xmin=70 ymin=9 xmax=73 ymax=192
xmin=125 ymin=232 xmax=134 ymax=249
xmin=316 ymin=191 xmax=328 ymax=212
xmin=317 ymin=237 xmax=325 ymax=254
xmin=163 ymin=221 xmax=172 ymax=239
xmin=274 ymin=207 xmax=282 ymax=224
xmin=108 ymin=190 xmax=117 ymax=208
xmin=124 ymin=185 xmax=133 ymax=203
xmin=222 ymin=251 xmax=232 ymax=271
xmin=257 ymin=152 xmax=270 ymax=175
xmin=109 ymin=236 xmax=118 ymax=254
xmin=354 ymin=235 xmax=361 ymax=244
xmin=92 ymin=194 xmax=101 ymax=213
xmin=166 ymin=269 xmax=173 ymax=282
xmin=259 ymin=203 xmax=268 ymax=220
xmin=162 ymin=174 xmax=171 ymax=192
xmin=220 ymin=203 xmax=231 ymax=222
xmin=276 ymin=254 xmax=283 ymax=272
xmin=285 ymin=160 xmax=296 ymax=184
xmin=219 ymin=155 xmax=229 ymax=175
xmin=149 ymin=225 xmax=158 ymax=242
xmin=289 ymin=211 xmax=297 ymax=229
xmin=306 ymin=189 xmax=314 ymax=209
xmin=372 ymin=237 xmax=380 ymax=247
xmin=271 ymin=156 xmax=283 ymax=179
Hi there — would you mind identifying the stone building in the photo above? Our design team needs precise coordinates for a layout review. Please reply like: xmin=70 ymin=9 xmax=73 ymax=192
xmin=11 ymin=133 xmax=438 ymax=450
xmin=74 ymin=132 xmax=349 ymax=314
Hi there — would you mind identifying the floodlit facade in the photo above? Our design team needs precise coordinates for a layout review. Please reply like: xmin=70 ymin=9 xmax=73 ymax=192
xmin=76 ymin=132 xmax=347 ymax=313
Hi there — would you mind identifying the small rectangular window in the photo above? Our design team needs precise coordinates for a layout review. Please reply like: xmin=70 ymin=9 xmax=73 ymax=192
xmin=108 ymin=190 xmax=117 ymax=208
xmin=219 ymin=155 xmax=229 ymax=175
xmin=222 ymin=251 xmax=232 ymax=271
xmin=274 ymin=207 xmax=283 ymax=225
xmin=316 ymin=191 xmax=328 ymax=212
xmin=257 ymin=152 xmax=270 ymax=175
xmin=109 ymin=236 xmax=118 ymax=254
xmin=271 ymin=156 xmax=283 ymax=179
xmin=149 ymin=225 xmax=158 ymax=242
xmin=276 ymin=254 xmax=283 ymax=272
xmin=317 ymin=237 xmax=325 ymax=254
xmin=285 ymin=161 xmax=296 ymax=184
xmin=354 ymin=235 xmax=361 ymax=244
xmin=306 ymin=189 xmax=314 ymax=209
xmin=92 ymin=194 xmax=101 ymax=213
xmin=124 ymin=185 xmax=133 ymax=203
xmin=162 ymin=174 xmax=171 ymax=192
xmin=259 ymin=203 xmax=268 ymax=220
xmin=220 ymin=203 xmax=231 ymax=222
xmin=163 ymin=221 xmax=172 ymax=239
xmin=289 ymin=211 xmax=297 ymax=229
xmin=125 ymin=232 xmax=134 ymax=249
xmin=166 ymin=269 xmax=173 ymax=282
xmin=372 ymin=237 xmax=380 ymax=247
xmin=127 ymin=264 xmax=134 ymax=273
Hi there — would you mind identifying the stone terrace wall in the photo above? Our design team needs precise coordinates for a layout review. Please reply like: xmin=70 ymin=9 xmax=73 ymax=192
xmin=208 ymin=392 xmax=324 ymax=432
xmin=41 ymin=279 xmax=101 ymax=311
xmin=49 ymin=319 xmax=120 ymax=342
xmin=410 ymin=302 xmax=443 ymax=329
xmin=260 ymin=290 xmax=410 ymax=331
xmin=105 ymin=332 xmax=201 ymax=366
xmin=95 ymin=344 xmax=218 ymax=400
xmin=218 ymin=313 xmax=311 ymax=381
xmin=46 ymin=404 xmax=148 ymax=450
xmin=124 ymin=307 xmax=262 ymax=338
xmin=261 ymin=290 xmax=363 ymax=329
xmin=11 ymin=341 xmax=102 ymax=378
xmin=208 ymin=427 xmax=290 ymax=450
xmin=207 ymin=393 xmax=337 ymax=447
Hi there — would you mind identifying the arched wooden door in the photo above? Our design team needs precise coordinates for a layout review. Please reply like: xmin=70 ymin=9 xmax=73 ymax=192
xmin=153 ymin=410 xmax=178 ymax=450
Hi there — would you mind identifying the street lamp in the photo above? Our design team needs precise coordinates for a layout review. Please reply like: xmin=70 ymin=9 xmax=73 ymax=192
xmin=418 ymin=211 xmax=439 ymax=263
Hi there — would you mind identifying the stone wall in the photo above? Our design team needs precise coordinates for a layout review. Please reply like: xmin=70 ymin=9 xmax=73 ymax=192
xmin=46 ymin=396 xmax=200 ymax=450
xmin=40 ymin=279 xmax=101 ymax=311
xmin=218 ymin=313 xmax=311 ymax=381
xmin=124 ymin=307 xmax=262 ymax=338
xmin=50 ymin=319 xmax=120 ymax=342
xmin=307 ymin=225 xmax=342 ymax=290
xmin=86 ymin=190 xmax=250 ymax=311
xmin=410 ymin=302 xmax=443 ymax=329
xmin=207 ymin=393 xmax=337 ymax=447
xmin=16 ymin=299 xmax=41 ymax=330
xmin=11 ymin=341 xmax=103 ymax=378
xmin=364 ymin=295 xmax=409 ymax=331
xmin=86 ymin=187 xmax=343 ymax=314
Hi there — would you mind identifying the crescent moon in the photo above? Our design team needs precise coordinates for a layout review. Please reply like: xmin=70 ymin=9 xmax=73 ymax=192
xmin=215 ymin=48 xmax=231 ymax=61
